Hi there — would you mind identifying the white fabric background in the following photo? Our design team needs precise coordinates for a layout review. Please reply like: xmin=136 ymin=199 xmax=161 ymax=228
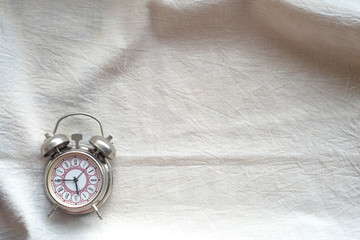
xmin=1 ymin=0 xmax=360 ymax=239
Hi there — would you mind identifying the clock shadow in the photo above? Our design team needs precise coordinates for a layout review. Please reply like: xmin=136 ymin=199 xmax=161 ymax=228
xmin=47 ymin=208 xmax=101 ymax=229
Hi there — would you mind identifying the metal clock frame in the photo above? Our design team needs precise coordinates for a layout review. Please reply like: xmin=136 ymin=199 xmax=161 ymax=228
xmin=41 ymin=113 xmax=115 ymax=219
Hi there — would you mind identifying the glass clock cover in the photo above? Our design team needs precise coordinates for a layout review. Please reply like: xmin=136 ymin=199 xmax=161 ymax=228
xmin=47 ymin=152 xmax=102 ymax=209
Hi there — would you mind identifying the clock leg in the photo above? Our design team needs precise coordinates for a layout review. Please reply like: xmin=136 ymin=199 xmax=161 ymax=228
xmin=47 ymin=204 xmax=59 ymax=218
xmin=92 ymin=204 xmax=103 ymax=220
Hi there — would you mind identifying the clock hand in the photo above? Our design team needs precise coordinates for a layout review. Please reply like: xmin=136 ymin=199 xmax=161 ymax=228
xmin=61 ymin=179 xmax=75 ymax=182
xmin=73 ymin=177 xmax=80 ymax=195
xmin=76 ymin=168 xmax=87 ymax=180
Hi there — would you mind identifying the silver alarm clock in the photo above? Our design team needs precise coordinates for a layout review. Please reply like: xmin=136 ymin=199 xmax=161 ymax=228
xmin=41 ymin=113 xmax=115 ymax=219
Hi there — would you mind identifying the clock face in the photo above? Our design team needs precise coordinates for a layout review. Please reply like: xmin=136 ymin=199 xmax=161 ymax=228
xmin=47 ymin=152 xmax=102 ymax=208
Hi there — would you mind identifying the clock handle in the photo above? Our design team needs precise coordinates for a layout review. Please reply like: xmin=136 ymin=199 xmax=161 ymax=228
xmin=53 ymin=113 xmax=104 ymax=137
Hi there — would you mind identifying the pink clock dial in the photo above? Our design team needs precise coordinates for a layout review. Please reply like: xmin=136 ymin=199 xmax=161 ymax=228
xmin=48 ymin=153 xmax=102 ymax=208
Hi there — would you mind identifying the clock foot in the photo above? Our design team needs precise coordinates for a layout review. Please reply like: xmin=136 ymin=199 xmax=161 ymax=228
xmin=92 ymin=204 xmax=103 ymax=220
xmin=47 ymin=204 xmax=59 ymax=218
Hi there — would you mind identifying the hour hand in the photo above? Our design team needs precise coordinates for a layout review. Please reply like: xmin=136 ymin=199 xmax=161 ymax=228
xmin=74 ymin=177 xmax=80 ymax=195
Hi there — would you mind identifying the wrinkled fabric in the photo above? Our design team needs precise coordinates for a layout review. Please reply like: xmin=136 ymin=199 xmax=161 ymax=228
xmin=1 ymin=0 xmax=360 ymax=239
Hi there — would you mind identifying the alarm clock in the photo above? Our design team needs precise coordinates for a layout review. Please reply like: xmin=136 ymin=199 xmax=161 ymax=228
xmin=41 ymin=113 xmax=116 ymax=219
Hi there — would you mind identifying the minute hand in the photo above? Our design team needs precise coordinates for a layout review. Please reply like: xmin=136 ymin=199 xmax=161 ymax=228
xmin=76 ymin=168 xmax=87 ymax=180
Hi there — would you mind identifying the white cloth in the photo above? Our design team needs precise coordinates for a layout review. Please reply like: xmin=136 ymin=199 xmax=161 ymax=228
xmin=1 ymin=0 xmax=360 ymax=239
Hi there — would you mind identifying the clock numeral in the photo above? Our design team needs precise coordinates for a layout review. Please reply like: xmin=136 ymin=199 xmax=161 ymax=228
xmin=63 ymin=192 xmax=71 ymax=201
xmin=87 ymin=185 xmax=95 ymax=194
xmin=89 ymin=176 xmax=98 ymax=184
xmin=56 ymin=185 xmax=65 ymax=194
xmin=54 ymin=177 xmax=62 ymax=185
xmin=72 ymin=158 xmax=79 ymax=167
xmin=87 ymin=167 xmax=95 ymax=175
xmin=81 ymin=191 xmax=89 ymax=200
xmin=80 ymin=160 xmax=89 ymax=169
xmin=72 ymin=194 xmax=80 ymax=203
xmin=63 ymin=161 xmax=70 ymax=169
xmin=56 ymin=167 xmax=65 ymax=176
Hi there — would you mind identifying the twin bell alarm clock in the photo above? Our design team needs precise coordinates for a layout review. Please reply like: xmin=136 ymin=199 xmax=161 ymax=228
xmin=41 ymin=113 xmax=116 ymax=219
